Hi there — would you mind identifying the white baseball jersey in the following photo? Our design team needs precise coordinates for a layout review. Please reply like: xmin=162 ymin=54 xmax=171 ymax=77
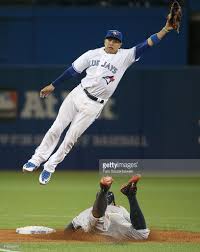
xmin=72 ymin=47 xmax=138 ymax=100
xmin=72 ymin=205 xmax=150 ymax=240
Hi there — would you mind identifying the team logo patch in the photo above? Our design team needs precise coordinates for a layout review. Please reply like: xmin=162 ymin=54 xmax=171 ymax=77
xmin=102 ymin=76 xmax=115 ymax=85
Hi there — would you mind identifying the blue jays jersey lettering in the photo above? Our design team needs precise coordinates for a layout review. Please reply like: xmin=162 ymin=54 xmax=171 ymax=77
xmin=89 ymin=60 xmax=118 ymax=74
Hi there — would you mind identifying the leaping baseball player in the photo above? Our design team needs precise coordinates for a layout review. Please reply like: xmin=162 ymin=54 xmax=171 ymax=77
xmin=65 ymin=174 xmax=150 ymax=240
xmin=22 ymin=3 xmax=182 ymax=184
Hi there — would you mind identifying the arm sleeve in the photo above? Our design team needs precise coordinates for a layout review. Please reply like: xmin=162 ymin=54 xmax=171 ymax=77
xmin=52 ymin=65 xmax=80 ymax=87
xmin=72 ymin=50 xmax=91 ymax=73
xmin=135 ymin=40 xmax=150 ymax=60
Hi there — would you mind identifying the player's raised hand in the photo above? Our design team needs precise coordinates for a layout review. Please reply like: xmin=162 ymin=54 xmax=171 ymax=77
xmin=40 ymin=84 xmax=55 ymax=98
xmin=166 ymin=1 xmax=182 ymax=33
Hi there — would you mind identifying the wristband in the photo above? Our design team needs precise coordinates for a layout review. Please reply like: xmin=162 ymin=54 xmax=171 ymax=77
xmin=150 ymin=34 xmax=161 ymax=45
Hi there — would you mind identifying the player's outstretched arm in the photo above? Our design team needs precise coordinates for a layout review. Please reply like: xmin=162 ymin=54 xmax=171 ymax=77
xmin=135 ymin=21 xmax=174 ymax=60
xmin=147 ymin=20 xmax=174 ymax=47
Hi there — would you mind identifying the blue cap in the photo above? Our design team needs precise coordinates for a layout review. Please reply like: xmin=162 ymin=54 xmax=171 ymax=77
xmin=105 ymin=30 xmax=123 ymax=42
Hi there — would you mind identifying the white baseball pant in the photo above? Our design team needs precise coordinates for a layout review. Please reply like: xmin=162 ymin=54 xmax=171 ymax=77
xmin=29 ymin=84 xmax=104 ymax=172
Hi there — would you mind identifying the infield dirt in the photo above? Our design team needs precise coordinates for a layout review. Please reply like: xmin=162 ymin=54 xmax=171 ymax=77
xmin=0 ymin=230 xmax=200 ymax=243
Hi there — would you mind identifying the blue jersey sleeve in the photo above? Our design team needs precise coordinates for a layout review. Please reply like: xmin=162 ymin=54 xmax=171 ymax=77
xmin=52 ymin=65 xmax=80 ymax=87
xmin=135 ymin=40 xmax=150 ymax=60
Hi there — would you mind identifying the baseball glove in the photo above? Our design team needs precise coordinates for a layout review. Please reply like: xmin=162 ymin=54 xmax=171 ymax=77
xmin=167 ymin=1 xmax=182 ymax=33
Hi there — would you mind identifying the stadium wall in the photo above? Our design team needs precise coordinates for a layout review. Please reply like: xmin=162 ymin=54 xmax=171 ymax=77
xmin=0 ymin=6 xmax=187 ymax=65
xmin=0 ymin=66 xmax=199 ymax=170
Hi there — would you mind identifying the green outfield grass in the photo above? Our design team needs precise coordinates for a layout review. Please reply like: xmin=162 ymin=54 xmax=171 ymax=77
xmin=0 ymin=171 xmax=200 ymax=252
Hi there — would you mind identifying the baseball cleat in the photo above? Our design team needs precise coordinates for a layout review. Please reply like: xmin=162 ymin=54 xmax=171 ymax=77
xmin=120 ymin=174 xmax=141 ymax=196
xmin=128 ymin=174 xmax=141 ymax=184
xmin=100 ymin=176 xmax=113 ymax=192
xmin=39 ymin=170 xmax=52 ymax=185
xmin=23 ymin=162 xmax=38 ymax=172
